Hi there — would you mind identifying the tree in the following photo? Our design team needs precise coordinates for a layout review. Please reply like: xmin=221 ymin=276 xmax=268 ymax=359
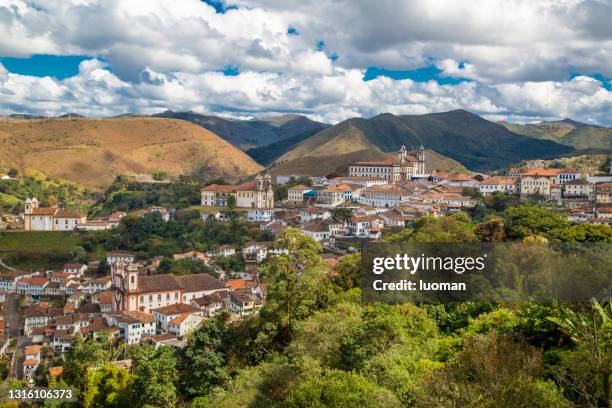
xmin=286 ymin=370 xmax=401 ymax=408
xmin=416 ymin=333 xmax=571 ymax=408
xmin=152 ymin=171 xmax=168 ymax=181
xmin=333 ymin=208 xmax=353 ymax=224
xmin=340 ymin=303 xmax=438 ymax=371
xmin=475 ymin=215 xmax=505 ymax=241
xmin=392 ymin=212 xmax=477 ymax=243
xmin=548 ymin=224 xmax=612 ymax=243
xmin=179 ymin=314 xmax=230 ymax=398
xmin=548 ymin=300 xmax=612 ymax=407
xmin=83 ymin=364 xmax=134 ymax=408
xmin=8 ymin=168 xmax=18 ymax=178
xmin=131 ymin=345 xmax=178 ymax=407
xmin=504 ymin=204 xmax=569 ymax=239
xmin=70 ymin=245 xmax=87 ymax=263
xmin=259 ymin=228 xmax=333 ymax=347
xmin=333 ymin=253 xmax=361 ymax=290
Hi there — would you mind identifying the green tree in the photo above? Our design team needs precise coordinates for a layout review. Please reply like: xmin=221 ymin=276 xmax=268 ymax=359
xmin=131 ymin=345 xmax=178 ymax=407
xmin=8 ymin=168 xmax=18 ymax=178
xmin=63 ymin=333 xmax=112 ymax=392
xmin=504 ymin=204 xmax=569 ymax=239
xmin=83 ymin=364 xmax=134 ymax=408
xmin=548 ymin=300 xmax=612 ymax=407
xmin=286 ymin=370 xmax=401 ymax=408
xmin=70 ymin=245 xmax=87 ymax=263
xmin=333 ymin=253 xmax=362 ymax=290
xmin=259 ymin=228 xmax=333 ymax=347
xmin=180 ymin=314 xmax=230 ymax=398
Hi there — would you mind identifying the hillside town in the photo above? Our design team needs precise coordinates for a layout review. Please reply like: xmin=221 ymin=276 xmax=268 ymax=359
xmin=0 ymin=146 xmax=611 ymax=385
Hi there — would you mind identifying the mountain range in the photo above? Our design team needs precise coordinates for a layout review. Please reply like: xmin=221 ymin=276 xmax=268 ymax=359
xmin=499 ymin=119 xmax=612 ymax=150
xmin=154 ymin=111 xmax=327 ymax=150
xmin=268 ymin=110 xmax=576 ymax=175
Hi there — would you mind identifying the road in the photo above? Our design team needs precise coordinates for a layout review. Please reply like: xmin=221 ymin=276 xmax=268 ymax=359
xmin=4 ymin=294 xmax=20 ymax=338
xmin=12 ymin=337 xmax=31 ymax=379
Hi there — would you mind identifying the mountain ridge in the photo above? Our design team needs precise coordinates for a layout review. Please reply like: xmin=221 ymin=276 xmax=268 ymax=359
xmin=276 ymin=109 xmax=574 ymax=173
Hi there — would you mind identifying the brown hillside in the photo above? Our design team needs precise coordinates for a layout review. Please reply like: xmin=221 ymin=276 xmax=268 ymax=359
xmin=0 ymin=117 xmax=263 ymax=189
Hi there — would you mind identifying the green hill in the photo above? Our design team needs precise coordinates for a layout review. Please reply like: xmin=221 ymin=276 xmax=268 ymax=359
xmin=560 ymin=127 xmax=612 ymax=150
xmin=278 ymin=110 xmax=573 ymax=173
xmin=499 ymin=119 xmax=612 ymax=150
xmin=155 ymin=111 xmax=328 ymax=150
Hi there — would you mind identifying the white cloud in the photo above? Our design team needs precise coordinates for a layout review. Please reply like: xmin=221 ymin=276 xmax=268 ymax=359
xmin=0 ymin=0 xmax=610 ymax=124
xmin=1 ymin=59 xmax=611 ymax=125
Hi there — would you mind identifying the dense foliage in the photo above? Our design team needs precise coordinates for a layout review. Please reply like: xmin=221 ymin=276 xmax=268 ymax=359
xmin=43 ymin=205 xmax=612 ymax=407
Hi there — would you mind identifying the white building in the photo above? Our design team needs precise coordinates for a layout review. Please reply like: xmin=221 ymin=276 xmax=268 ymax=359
xmin=111 ymin=263 xmax=226 ymax=313
xmin=358 ymin=186 xmax=414 ymax=208
xmin=23 ymin=198 xmax=86 ymax=231
xmin=247 ymin=208 xmax=276 ymax=222
xmin=478 ymin=176 xmax=518 ymax=196
xmin=201 ymin=174 xmax=274 ymax=209
xmin=104 ymin=312 xmax=156 ymax=345
xmin=349 ymin=146 xmax=426 ymax=181
xmin=563 ymin=178 xmax=595 ymax=200
xmin=287 ymin=184 xmax=313 ymax=204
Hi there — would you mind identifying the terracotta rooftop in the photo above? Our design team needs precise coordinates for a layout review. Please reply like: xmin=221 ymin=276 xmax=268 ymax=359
xmin=152 ymin=303 xmax=201 ymax=315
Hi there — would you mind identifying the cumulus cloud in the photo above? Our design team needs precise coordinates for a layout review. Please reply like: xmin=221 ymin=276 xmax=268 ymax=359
xmin=0 ymin=0 xmax=611 ymax=124
xmin=1 ymin=58 xmax=611 ymax=125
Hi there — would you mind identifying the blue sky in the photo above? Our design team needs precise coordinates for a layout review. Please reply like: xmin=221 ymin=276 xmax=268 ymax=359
xmin=0 ymin=0 xmax=611 ymax=125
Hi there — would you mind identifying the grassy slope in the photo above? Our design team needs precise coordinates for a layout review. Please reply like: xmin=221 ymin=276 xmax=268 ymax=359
xmin=0 ymin=117 xmax=263 ymax=190
xmin=0 ymin=232 xmax=82 ymax=270
xmin=561 ymin=127 xmax=612 ymax=150
xmin=499 ymin=120 xmax=612 ymax=150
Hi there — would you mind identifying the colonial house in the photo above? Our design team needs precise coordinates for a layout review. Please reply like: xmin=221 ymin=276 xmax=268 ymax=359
xmin=201 ymin=173 xmax=274 ymax=209
xmin=23 ymin=198 xmax=86 ymax=231
xmin=520 ymin=169 xmax=561 ymax=200
xmin=555 ymin=168 xmax=581 ymax=184
xmin=167 ymin=312 xmax=204 ymax=337
xmin=478 ymin=176 xmax=518 ymax=196
xmin=247 ymin=208 xmax=276 ymax=222
xmin=106 ymin=252 xmax=135 ymax=265
xmin=349 ymin=146 xmax=426 ymax=181
xmin=62 ymin=263 xmax=88 ymax=275
xmin=151 ymin=303 xmax=203 ymax=332
xmin=104 ymin=312 xmax=156 ymax=345
xmin=329 ymin=176 xmax=388 ymax=187
xmin=111 ymin=263 xmax=226 ymax=313
xmin=241 ymin=241 xmax=288 ymax=263
xmin=300 ymin=222 xmax=332 ymax=242
xmin=191 ymin=291 xmax=228 ymax=316
xmin=595 ymin=183 xmax=612 ymax=205
xmin=299 ymin=208 xmax=332 ymax=223
xmin=316 ymin=184 xmax=351 ymax=208
xmin=358 ymin=185 xmax=414 ymax=208
xmin=347 ymin=215 xmax=384 ymax=238
xmin=227 ymin=289 xmax=263 ymax=316
xmin=287 ymin=184 xmax=314 ymax=204
xmin=563 ymin=178 xmax=595 ymax=200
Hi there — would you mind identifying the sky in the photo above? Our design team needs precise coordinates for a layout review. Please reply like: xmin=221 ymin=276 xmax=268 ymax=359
xmin=0 ymin=0 xmax=611 ymax=125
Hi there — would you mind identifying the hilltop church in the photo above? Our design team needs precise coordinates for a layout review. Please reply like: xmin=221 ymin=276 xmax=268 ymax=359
xmin=201 ymin=173 xmax=274 ymax=209
xmin=349 ymin=145 xmax=426 ymax=181
xmin=23 ymin=197 xmax=86 ymax=231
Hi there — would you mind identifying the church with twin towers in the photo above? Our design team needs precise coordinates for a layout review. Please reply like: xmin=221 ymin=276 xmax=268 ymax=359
xmin=348 ymin=145 xmax=427 ymax=181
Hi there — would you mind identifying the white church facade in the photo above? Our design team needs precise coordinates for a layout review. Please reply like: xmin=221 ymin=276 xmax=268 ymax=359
xmin=348 ymin=146 xmax=426 ymax=182
xmin=201 ymin=173 xmax=274 ymax=209
xmin=23 ymin=197 xmax=86 ymax=231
